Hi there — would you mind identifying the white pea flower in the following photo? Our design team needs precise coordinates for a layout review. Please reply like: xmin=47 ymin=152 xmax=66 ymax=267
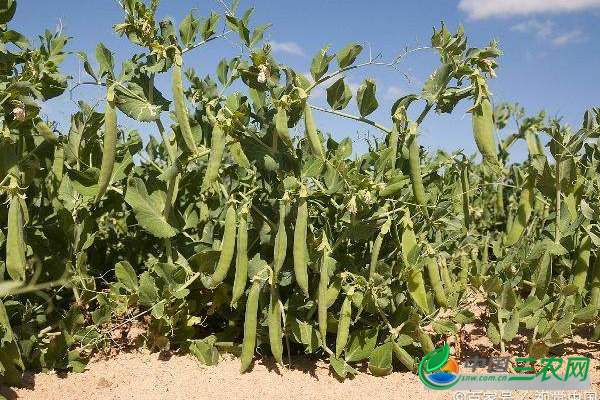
xmin=257 ymin=64 xmax=269 ymax=84
xmin=347 ymin=196 xmax=357 ymax=214
xmin=12 ymin=106 xmax=26 ymax=122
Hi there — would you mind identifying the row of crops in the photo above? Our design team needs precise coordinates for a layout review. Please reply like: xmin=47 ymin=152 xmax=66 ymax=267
xmin=1 ymin=0 xmax=600 ymax=386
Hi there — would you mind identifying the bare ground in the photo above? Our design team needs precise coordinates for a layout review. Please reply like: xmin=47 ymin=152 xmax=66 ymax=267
xmin=2 ymin=299 xmax=600 ymax=400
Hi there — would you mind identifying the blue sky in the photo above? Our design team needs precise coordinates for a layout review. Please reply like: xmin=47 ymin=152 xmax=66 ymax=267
xmin=12 ymin=0 xmax=600 ymax=160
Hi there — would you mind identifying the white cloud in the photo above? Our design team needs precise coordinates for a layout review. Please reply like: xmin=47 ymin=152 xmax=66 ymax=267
xmin=459 ymin=0 xmax=600 ymax=19
xmin=551 ymin=29 xmax=588 ymax=46
xmin=384 ymin=86 xmax=405 ymax=100
xmin=510 ymin=19 xmax=553 ymax=38
xmin=269 ymin=41 xmax=305 ymax=57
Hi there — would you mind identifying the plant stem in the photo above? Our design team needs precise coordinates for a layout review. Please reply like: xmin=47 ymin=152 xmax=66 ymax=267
xmin=309 ymin=104 xmax=392 ymax=134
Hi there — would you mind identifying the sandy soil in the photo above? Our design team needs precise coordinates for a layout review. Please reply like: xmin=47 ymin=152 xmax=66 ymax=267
xmin=2 ymin=299 xmax=600 ymax=400
xmin=2 ymin=346 xmax=599 ymax=400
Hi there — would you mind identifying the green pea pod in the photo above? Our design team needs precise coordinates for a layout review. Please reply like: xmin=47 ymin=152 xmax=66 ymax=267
xmin=96 ymin=84 xmax=118 ymax=202
xmin=275 ymin=106 xmax=293 ymax=148
xmin=326 ymin=275 xmax=342 ymax=308
xmin=505 ymin=173 xmax=534 ymax=246
xmin=407 ymin=124 xmax=427 ymax=216
xmin=6 ymin=195 xmax=26 ymax=282
xmin=229 ymin=141 xmax=251 ymax=169
xmin=273 ymin=199 xmax=287 ymax=278
xmin=231 ymin=207 xmax=248 ymax=307
xmin=35 ymin=121 xmax=59 ymax=145
xmin=240 ymin=280 xmax=260 ymax=373
xmin=459 ymin=252 xmax=469 ymax=290
xmin=460 ymin=163 xmax=470 ymax=229
xmin=589 ymin=255 xmax=600 ymax=309
xmin=401 ymin=211 xmax=418 ymax=269
xmin=318 ymin=252 xmax=330 ymax=349
xmin=572 ymin=231 xmax=591 ymax=292
xmin=408 ymin=267 xmax=429 ymax=314
xmin=268 ymin=286 xmax=283 ymax=365
xmin=201 ymin=124 xmax=226 ymax=191
xmin=416 ymin=325 xmax=435 ymax=355
xmin=388 ymin=123 xmax=400 ymax=172
xmin=472 ymin=97 xmax=498 ymax=166
xmin=369 ymin=231 xmax=383 ymax=280
xmin=335 ymin=295 xmax=352 ymax=358
xmin=440 ymin=259 xmax=454 ymax=296
xmin=533 ymin=252 xmax=552 ymax=300
xmin=379 ymin=179 xmax=408 ymax=197
xmin=304 ymin=104 xmax=325 ymax=159
xmin=426 ymin=257 xmax=448 ymax=308
xmin=496 ymin=183 xmax=505 ymax=215
xmin=172 ymin=59 xmax=198 ymax=154
xmin=210 ymin=205 xmax=237 ymax=288
xmin=293 ymin=188 xmax=309 ymax=297
xmin=51 ymin=144 xmax=64 ymax=192
xmin=391 ymin=339 xmax=416 ymax=372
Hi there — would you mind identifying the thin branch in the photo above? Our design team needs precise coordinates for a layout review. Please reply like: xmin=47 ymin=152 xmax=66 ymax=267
xmin=182 ymin=30 xmax=232 ymax=54
xmin=309 ymin=104 xmax=392 ymax=135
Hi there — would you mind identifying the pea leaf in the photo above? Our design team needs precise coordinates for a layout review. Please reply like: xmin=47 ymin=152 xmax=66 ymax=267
xmin=326 ymin=77 xmax=352 ymax=110
xmin=368 ymin=341 xmax=393 ymax=376
xmin=330 ymin=355 xmax=359 ymax=379
xmin=345 ymin=328 xmax=378 ymax=362
xmin=125 ymin=178 xmax=178 ymax=238
xmin=422 ymin=63 xmax=451 ymax=105
xmin=115 ymin=73 xmax=170 ymax=122
xmin=337 ymin=42 xmax=363 ymax=69
xmin=138 ymin=272 xmax=159 ymax=307
xmin=179 ymin=11 xmax=200 ymax=48
xmin=310 ymin=45 xmax=335 ymax=82
xmin=96 ymin=43 xmax=114 ymax=79
xmin=115 ymin=261 xmax=138 ymax=292
xmin=356 ymin=78 xmax=378 ymax=117
xmin=189 ymin=335 xmax=220 ymax=366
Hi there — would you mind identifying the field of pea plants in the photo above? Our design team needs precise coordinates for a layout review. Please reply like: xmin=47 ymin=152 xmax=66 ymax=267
xmin=1 ymin=0 xmax=600 ymax=396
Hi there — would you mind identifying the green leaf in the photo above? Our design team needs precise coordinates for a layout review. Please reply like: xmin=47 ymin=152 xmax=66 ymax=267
xmin=0 ymin=0 xmax=16 ymax=24
xmin=302 ymin=156 xmax=324 ymax=178
xmin=96 ymin=43 xmax=114 ymax=79
xmin=503 ymin=310 xmax=520 ymax=342
xmin=432 ymin=320 xmax=457 ymax=335
xmin=368 ymin=341 xmax=393 ymax=376
xmin=337 ymin=43 xmax=363 ymax=69
xmin=422 ymin=63 xmax=451 ymax=104
xmin=201 ymin=11 xmax=220 ymax=41
xmin=68 ymin=351 xmax=89 ymax=373
xmin=310 ymin=45 xmax=335 ymax=82
xmin=326 ymin=78 xmax=352 ymax=110
xmin=250 ymin=23 xmax=271 ymax=47
xmin=138 ymin=272 xmax=159 ymax=307
xmin=290 ymin=319 xmax=321 ymax=353
xmin=487 ymin=321 xmax=501 ymax=345
xmin=345 ymin=328 xmax=378 ymax=362
xmin=189 ymin=336 xmax=220 ymax=366
xmin=356 ymin=78 xmax=378 ymax=117
xmin=67 ymin=167 xmax=100 ymax=197
xmin=115 ymin=73 xmax=170 ymax=122
xmin=125 ymin=178 xmax=178 ymax=238
xmin=180 ymin=11 xmax=200 ymax=48
xmin=424 ymin=343 xmax=449 ymax=373
xmin=91 ymin=304 xmax=111 ymax=325
xmin=115 ymin=261 xmax=138 ymax=292
xmin=330 ymin=355 xmax=359 ymax=379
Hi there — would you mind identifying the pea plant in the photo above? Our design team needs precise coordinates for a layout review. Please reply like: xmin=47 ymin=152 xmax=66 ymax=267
xmin=1 ymin=0 xmax=600 ymax=386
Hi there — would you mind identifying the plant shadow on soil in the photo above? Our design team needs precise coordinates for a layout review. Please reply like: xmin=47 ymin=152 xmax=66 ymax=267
xmin=2 ymin=300 xmax=599 ymax=398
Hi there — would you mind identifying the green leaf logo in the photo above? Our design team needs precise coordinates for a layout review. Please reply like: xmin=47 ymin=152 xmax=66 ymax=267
xmin=425 ymin=343 xmax=450 ymax=373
